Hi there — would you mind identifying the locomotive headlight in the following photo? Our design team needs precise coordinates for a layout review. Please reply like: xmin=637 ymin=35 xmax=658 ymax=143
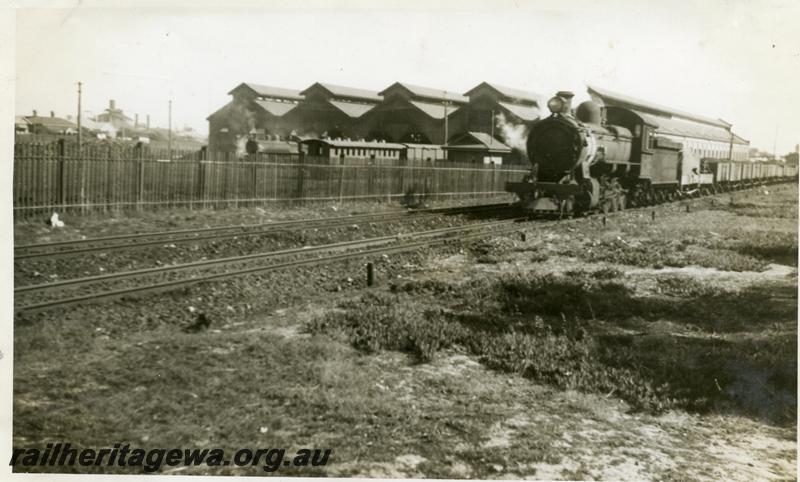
xmin=547 ymin=96 xmax=565 ymax=114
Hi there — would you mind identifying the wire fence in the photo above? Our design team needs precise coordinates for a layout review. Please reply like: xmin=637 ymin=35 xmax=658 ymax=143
xmin=13 ymin=142 xmax=529 ymax=218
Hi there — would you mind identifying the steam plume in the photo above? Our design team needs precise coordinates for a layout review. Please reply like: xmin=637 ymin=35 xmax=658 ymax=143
xmin=495 ymin=112 xmax=529 ymax=156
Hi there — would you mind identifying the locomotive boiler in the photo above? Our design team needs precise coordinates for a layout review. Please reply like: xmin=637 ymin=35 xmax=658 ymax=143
xmin=510 ymin=91 xmax=633 ymax=214
xmin=506 ymin=90 xmax=686 ymax=215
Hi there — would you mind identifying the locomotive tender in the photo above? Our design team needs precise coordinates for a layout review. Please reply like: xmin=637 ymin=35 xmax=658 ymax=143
xmin=506 ymin=89 xmax=796 ymax=215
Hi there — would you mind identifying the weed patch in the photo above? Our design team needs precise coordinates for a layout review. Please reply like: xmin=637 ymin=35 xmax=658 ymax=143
xmin=578 ymin=238 xmax=768 ymax=272
xmin=311 ymin=272 xmax=797 ymax=424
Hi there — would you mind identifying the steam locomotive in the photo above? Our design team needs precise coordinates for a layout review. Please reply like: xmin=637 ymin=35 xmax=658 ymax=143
xmin=506 ymin=90 xmax=797 ymax=215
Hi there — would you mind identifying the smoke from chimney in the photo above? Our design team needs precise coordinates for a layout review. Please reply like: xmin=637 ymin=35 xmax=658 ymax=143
xmin=495 ymin=112 xmax=530 ymax=156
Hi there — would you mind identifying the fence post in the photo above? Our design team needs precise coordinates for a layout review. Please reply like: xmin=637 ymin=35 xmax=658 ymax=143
xmin=296 ymin=152 xmax=305 ymax=203
xmin=273 ymin=157 xmax=278 ymax=203
xmin=105 ymin=144 xmax=113 ymax=213
xmin=198 ymin=159 xmax=206 ymax=209
xmin=338 ymin=162 xmax=345 ymax=204
xmin=79 ymin=143 xmax=87 ymax=215
xmin=384 ymin=163 xmax=391 ymax=203
xmin=398 ymin=161 xmax=405 ymax=200
xmin=57 ymin=138 xmax=65 ymax=209
xmin=429 ymin=166 xmax=435 ymax=201
xmin=250 ymin=159 xmax=258 ymax=209
xmin=367 ymin=160 xmax=375 ymax=201
xmin=137 ymin=147 xmax=144 ymax=211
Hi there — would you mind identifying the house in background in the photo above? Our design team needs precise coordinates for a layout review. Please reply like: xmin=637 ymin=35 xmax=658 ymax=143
xmin=15 ymin=116 xmax=30 ymax=134
xmin=95 ymin=99 xmax=134 ymax=130
xmin=23 ymin=110 xmax=78 ymax=135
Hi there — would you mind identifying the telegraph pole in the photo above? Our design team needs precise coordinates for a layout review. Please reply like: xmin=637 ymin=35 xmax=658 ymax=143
xmin=77 ymin=82 xmax=82 ymax=152
xmin=168 ymin=99 xmax=173 ymax=161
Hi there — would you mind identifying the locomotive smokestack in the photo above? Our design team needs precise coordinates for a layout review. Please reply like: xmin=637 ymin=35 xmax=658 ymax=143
xmin=556 ymin=91 xmax=575 ymax=115
xmin=546 ymin=91 xmax=576 ymax=116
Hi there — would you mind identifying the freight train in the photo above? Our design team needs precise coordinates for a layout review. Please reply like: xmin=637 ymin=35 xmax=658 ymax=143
xmin=506 ymin=90 xmax=797 ymax=215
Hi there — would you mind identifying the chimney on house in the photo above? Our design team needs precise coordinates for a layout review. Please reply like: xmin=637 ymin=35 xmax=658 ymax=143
xmin=146 ymin=115 xmax=150 ymax=130
xmin=135 ymin=113 xmax=139 ymax=127
xmin=110 ymin=99 xmax=116 ymax=110
xmin=50 ymin=111 xmax=55 ymax=117
xmin=32 ymin=109 xmax=37 ymax=117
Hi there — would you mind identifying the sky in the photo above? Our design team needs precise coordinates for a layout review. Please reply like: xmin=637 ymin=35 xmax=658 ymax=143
xmin=11 ymin=0 xmax=800 ymax=154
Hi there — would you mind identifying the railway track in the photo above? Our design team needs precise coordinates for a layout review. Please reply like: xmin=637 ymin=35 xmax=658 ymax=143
xmin=14 ymin=180 xmax=794 ymax=315
xmin=15 ymin=217 xmax=530 ymax=314
xmin=14 ymin=202 xmax=512 ymax=260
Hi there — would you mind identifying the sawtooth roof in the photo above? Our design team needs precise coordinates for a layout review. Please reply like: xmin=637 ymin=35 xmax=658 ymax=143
xmin=380 ymin=82 xmax=469 ymax=104
xmin=302 ymin=83 xmax=382 ymax=103
xmin=229 ymin=83 xmax=304 ymax=101
xmin=498 ymin=101 xmax=540 ymax=121
xmin=465 ymin=82 xmax=542 ymax=105
xmin=328 ymin=100 xmax=375 ymax=118
xmin=253 ymin=99 xmax=299 ymax=117
xmin=409 ymin=100 xmax=460 ymax=119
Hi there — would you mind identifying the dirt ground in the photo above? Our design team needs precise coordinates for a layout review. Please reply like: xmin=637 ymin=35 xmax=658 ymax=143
xmin=12 ymin=184 xmax=798 ymax=479
xmin=14 ymin=194 xmax=516 ymax=244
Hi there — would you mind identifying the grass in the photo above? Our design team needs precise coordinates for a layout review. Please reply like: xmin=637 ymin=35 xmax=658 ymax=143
xmin=13 ymin=302 xmax=588 ymax=478
xmin=575 ymin=238 xmax=770 ymax=272
xmin=310 ymin=272 xmax=797 ymax=422
xmin=12 ymin=183 xmax=798 ymax=477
